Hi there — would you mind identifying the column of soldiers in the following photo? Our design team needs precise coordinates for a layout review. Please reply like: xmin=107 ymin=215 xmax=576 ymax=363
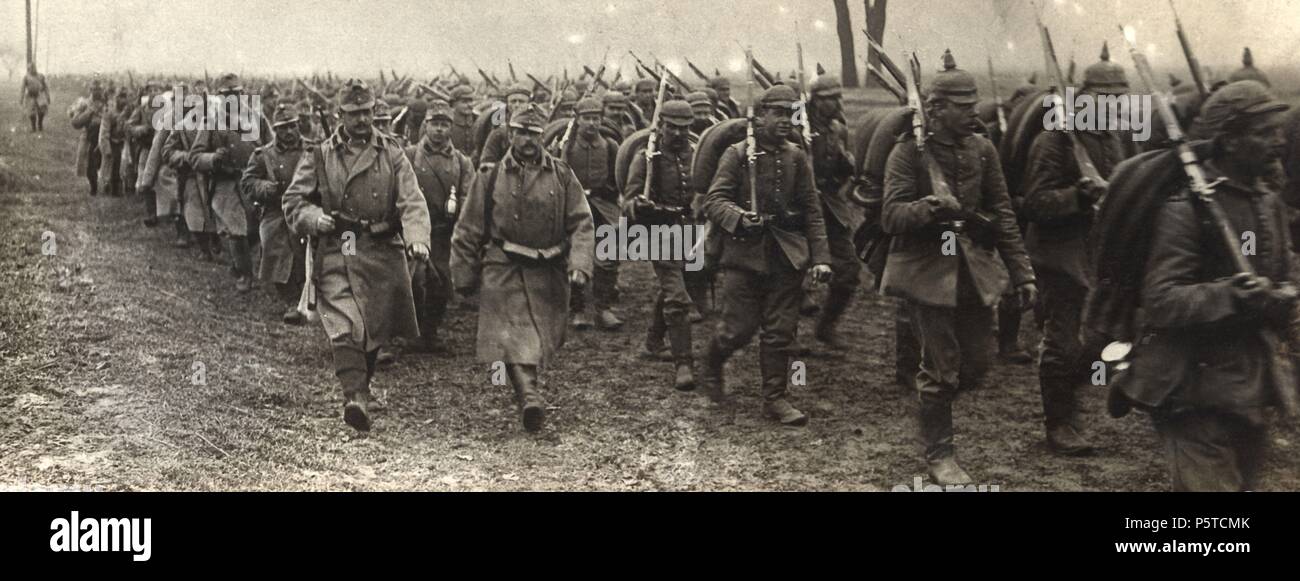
xmin=54 ymin=43 xmax=1299 ymax=491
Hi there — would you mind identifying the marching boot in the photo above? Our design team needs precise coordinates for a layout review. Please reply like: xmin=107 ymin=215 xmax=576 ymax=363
xmin=641 ymin=297 xmax=671 ymax=361
xmin=376 ymin=344 xmax=399 ymax=367
xmin=997 ymin=297 xmax=1033 ymax=364
xmin=685 ymin=278 xmax=709 ymax=323
xmin=592 ymin=271 xmax=624 ymax=331
xmin=569 ymin=282 xmax=594 ymax=330
xmin=228 ymin=236 xmax=254 ymax=294
xmin=510 ymin=364 xmax=546 ymax=432
xmin=667 ymin=322 xmax=695 ymax=391
xmin=596 ymin=309 xmax=624 ymax=331
xmin=814 ymin=284 xmax=855 ymax=351
xmin=173 ymin=217 xmax=193 ymax=248
xmin=700 ymin=338 xmax=729 ymax=404
xmin=760 ymin=351 xmax=807 ymax=426
xmin=335 ymin=348 xmax=372 ymax=432
xmin=799 ymin=290 xmax=821 ymax=316
xmin=919 ymin=390 xmax=971 ymax=485
xmin=1041 ymin=377 xmax=1094 ymax=456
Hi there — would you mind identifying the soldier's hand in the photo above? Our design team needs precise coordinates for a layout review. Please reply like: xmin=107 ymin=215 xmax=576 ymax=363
xmin=1017 ymin=282 xmax=1039 ymax=312
xmin=407 ymin=243 xmax=430 ymax=262
xmin=213 ymin=147 xmax=230 ymax=164
xmin=569 ymin=270 xmax=589 ymax=288
xmin=1077 ymin=177 xmax=1107 ymax=203
xmin=622 ymin=198 xmax=640 ymax=223
xmin=810 ymin=264 xmax=834 ymax=285
xmin=924 ymin=195 xmax=962 ymax=221
xmin=315 ymin=214 xmax=336 ymax=234
xmin=739 ymin=211 xmax=765 ymax=233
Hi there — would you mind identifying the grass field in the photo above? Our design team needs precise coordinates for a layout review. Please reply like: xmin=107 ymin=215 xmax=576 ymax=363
xmin=1 ymin=80 xmax=1297 ymax=491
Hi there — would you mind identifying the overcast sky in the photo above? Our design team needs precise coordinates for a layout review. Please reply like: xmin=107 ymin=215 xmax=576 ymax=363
xmin=4 ymin=0 xmax=1299 ymax=80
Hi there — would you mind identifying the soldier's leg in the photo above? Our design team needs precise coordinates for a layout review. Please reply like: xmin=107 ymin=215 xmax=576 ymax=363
xmin=683 ymin=267 xmax=712 ymax=321
xmin=507 ymin=363 xmax=545 ymax=432
xmin=653 ymin=260 xmax=695 ymax=391
xmin=997 ymin=290 xmax=1032 ymax=363
xmin=226 ymin=235 xmax=253 ymax=293
xmin=87 ymin=150 xmax=100 ymax=196
xmin=592 ymin=257 xmax=623 ymax=331
xmin=643 ymin=293 xmax=668 ymax=359
xmin=757 ymin=264 xmax=807 ymax=425
xmin=1153 ymin=410 xmax=1264 ymax=492
xmin=29 ymin=111 xmax=37 ymax=132
xmin=954 ymin=293 xmax=996 ymax=392
xmin=895 ymin=301 xmax=921 ymax=390
xmin=142 ymin=185 xmax=159 ymax=227
xmin=814 ymin=219 xmax=862 ymax=349
xmin=331 ymin=340 xmax=372 ymax=431
xmin=109 ymin=144 xmax=124 ymax=197
xmin=702 ymin=268 xmax=763 ymax=402
xmin=569 ymin=250 xmax=594 ymax=329
xmin=909 ymin=300 xmax=972 ymax=485
xmin=1037 ymin=271 xmax=1094 ymax=455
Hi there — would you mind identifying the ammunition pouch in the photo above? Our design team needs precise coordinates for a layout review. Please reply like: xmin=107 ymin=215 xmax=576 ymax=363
xmin=494 ymin=238 xmax=568 ymax=266
xmin=330 ymin=211 xmax=399 ymax=241
xmin=629 ymin=200 xmax=690 ymax=227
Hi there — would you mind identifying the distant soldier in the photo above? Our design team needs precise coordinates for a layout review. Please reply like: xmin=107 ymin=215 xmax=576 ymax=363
xmin=600 ymin=91 xmax=637 ymax=141
xmin=879 ymin=52 xmax=1036 ymax=485
xmin=685 ymin=90 xmax=720 ymax=137
xmin=552 ymin=88 xmax=579 ymax=121
xmin=477 ymin=83 xmax=533 ymax=168
xmin=403 ymin=99 xmax=475 ymax=352
xmin=450 ymin=105 xmax=595 ymax=432
xmin=19 ymin=63 xmax=50 ymax=133
xmin=1124 ymin=81 xmax=1294 ymax=491
xmin=98 ymin=87 xmax=134 ymax=197
xmin=163 ymin=80 xmax=221 ymax=260
xmin=1227 ymin=47 xmax=1270 ymax=88
xmin=700 ymin=84 xmax=834 ymax=426
xmin=70 ymin=81 xmax=107 ymax=196
xmin=624 ymin=100 xmax=699 ymax=390
xmin=804 ymin=75 xmax=861 ymax=352
xmin=190 ymin=73 xmax=270 ymax=293
xmin=129 ymin=81 xmax=165 ymax=226
xmin=282 ymin=79 xmax=432 ymax=432
xmin=1021 ymin=45 xmax=1139 ymax=456
xmin=561 ymin=97 xmax=624 ymax=331
xmin=137 ymin=85 xmax=192 ymax=247
xmin=448 ymin=85 xmax=478 ymax=154
xmin=631 ymin=78 xmax=657 ymax=129
xmin=241 ymin=104 xmax=311 ymax=324
xmin=709 ymin=76 xmax=741 ymax=119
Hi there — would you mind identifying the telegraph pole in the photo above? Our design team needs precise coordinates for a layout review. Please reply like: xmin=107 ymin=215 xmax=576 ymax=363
xmin=26 ymin=0 xmax=34 ymax=67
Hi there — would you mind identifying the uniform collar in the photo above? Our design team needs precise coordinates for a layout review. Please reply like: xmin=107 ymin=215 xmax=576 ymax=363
xmin=503 ymin=148 xmax=555 ymax=171
xmin=420 ymin=137 xmax=454 ymax=157
xmin=1203 ymin=159 xmax=1276 ymax=197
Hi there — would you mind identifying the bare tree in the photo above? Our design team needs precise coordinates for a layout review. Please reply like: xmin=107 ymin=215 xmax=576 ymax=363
xmin=832 ymin=0 xmax=860 ymax=87
xmin=0 ymin=46 xmax=21 ymax=80
xmin=863 ymin=0 xmax=888 ymax=88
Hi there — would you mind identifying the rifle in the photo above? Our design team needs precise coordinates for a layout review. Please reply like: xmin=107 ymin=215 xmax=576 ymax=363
xmin=1169 ymin=0 xmax=1208 ymax=100
xmin=686 ymin=59 xmax=711 ymax=83
xmin=1119 ymin=27 xmax=1300 ymax=417
xmin=295 ymin=78 xmax=334 ymax=137
xmin=639 ymin=68 xmax=671 ymax=204
xmin=651 ymin=54 xmax=692 ymax=92
xmin=750 ymin=56 xmax=777 ymax=88
xmin=795 ymin=40 xmax=815 ymax=181
xmin=987 ymin=56 xmax=1008 ymax=134
xmin=628 ymin=51 xmax=661 ymax=83
xmin=582 ymin=65 xmax=610 ymax=90
xmin=744 ymin=48 xmax=762 ymax=221
xmin=476 ymin=67 xmax=500 ymax=93
xmin=297 ymin=236 xmax=317 ymax=316
xmin=557 ymin=58 xmax=609 ymax=158
xmin=526 ymin=72 xmax=549 ymax=93
xmin=1038 ymin=17 xmax=1109 ymax=195
xmin=508 ymin=60 xmax=519 ymax=83
xmin=417 ymin=82 xmax=452 ymax=102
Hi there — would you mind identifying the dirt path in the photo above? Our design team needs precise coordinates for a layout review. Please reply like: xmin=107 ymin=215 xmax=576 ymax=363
xmin=2 ymin=82 xmax=1296 ymax=491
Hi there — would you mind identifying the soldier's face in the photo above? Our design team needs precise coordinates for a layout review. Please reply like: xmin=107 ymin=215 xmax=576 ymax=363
xmin=275 ymin=125 xmax=300 ymax=147
xmin=577 ymin=113 xmax=601 ymax=137
xmin=693 ymin=107 xmax=712 ymax=123
xmin=759 ymin=106 xmax=792 ymax=140
xmin=343 ymin=108 xmax=374 ymax=140
xmin=507 ymin=93 xmax=531 ymax=112
xmin=453 ymin=98 xmax=472 ymax=115
xmin=604 ymin=105 xmax=624 ymax=122
xmin=1224 ymin=110 xmax=1288 ymax=176
xmin=534 ymin=91 xmax=551 ymax=104
xmin=511 ymin=128 xmax=543 ymax=159
xmin=716 ymin=86 xmax=731 ymax=100
xmin=660 ymin=123 xmax=689 ymax=151
xmin=813 ymin=95 xmax=842 ymax=118
xmin=637 ymin=87 xmax=655 ymax=105
xmin=933 ymin=100 xmax=978 ymax=137
xmin=424 ymin=118 xmax=452 ymax=143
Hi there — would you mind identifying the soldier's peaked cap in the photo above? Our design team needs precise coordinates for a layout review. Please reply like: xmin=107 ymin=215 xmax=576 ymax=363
xmin=508 ymin=105 xmax=547 ymax=131
xmin=602 ymin=90 xmax=629 ymax=106
xmin=1227 ymin=47 xmax=1271 ymax=88
xmin=425 ymin=99 xmax=453 ymax=121
xmin=272 ymin=104 xmax=300 ymax=127
xmin=337 ymin=79 xmax=376 ymax=112
xmin=1198 ymin=80 xmax=1289 ymax=135
xmin=925 ymin=50 xmax=979 ymax=105
xmin=810 ymin=74 xmax=843 ymax=98
xmin=504 ymin=83 xmax=533 ymax=99
xmin=660 ymin=100 xmax=695 ymax=126
xmin=576 ymin=97 xmax=603 ymax=115
xmin=449 ymin=85 xmax=476 ymax=101
xmin=759 ymin=84 xmax=799 ymax=108
xmin=215 ymin=72 xmax=243 ymax=93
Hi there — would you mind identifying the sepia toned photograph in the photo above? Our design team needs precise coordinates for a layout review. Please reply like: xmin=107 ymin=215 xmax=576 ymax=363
xmin=1 ymin=0 xmax=1299 ymax=500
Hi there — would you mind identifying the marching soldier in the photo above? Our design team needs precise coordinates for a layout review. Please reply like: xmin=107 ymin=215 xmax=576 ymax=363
xmin=632 ymin=78 xmax=657 ymax=128
xmin=805 ymin=75 xmax=862 ymax=352
xmin=190 ymin=73 xmax=270 ymax=293
xmin=241 ymin=103 xmax=311 ymax=324
xmin=600 ymin=91 xmax=638 ymax=141
xmin=129 ymin=81 xmax=165 ymax=226
xmin=562 ymin=97 xmax=624 ymax=331
xmin=98 ymin=87 xmax=135 ymax=197
xmin=137 ymin=84 xmax=192 ymax=248
xmin=450 ymin=105 xmax=596 ymax=432
xmin=880 ymin=52 xmax=1036 ymax=485
xmin=552 ymin=88 xmax=579 ymax=121
xmin=700 ymin=84 xmax=834 ymax=426
xmin=709 ymin=76 xmax=741 ymax=119
xmin=685 ymin=90 xmax=720 ymax=136
xmin=624 ymin=100 xmax=699 ymax=390
xmin=71 ymin=81 xmax=107 ymax=196
xmin=1125 ymin=81 xmax=1294 ymax=490
xmin=282 ymin=79 xmax=432 ymax=432
xmin=163 ymin=79 xmax=221 ymax=260
xmin=1021 ymin=45 xmax=1138 ymax=455
xmin=449 ymin=85 xmax=478 ymax=154
xmin=404 ymin=99 xmax=475 ymax=352
xmin=20 ymin=63 xmax=50 ymax=133
xmin=477 ymin=83 xmax=533 ymax=168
